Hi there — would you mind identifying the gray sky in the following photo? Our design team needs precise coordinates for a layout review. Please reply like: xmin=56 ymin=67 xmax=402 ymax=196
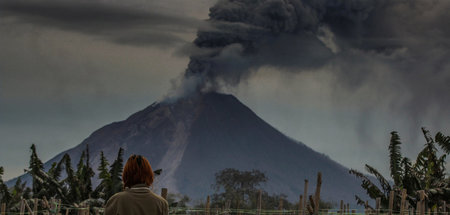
xmin=1 ymin=0 xmax=449 ymax=181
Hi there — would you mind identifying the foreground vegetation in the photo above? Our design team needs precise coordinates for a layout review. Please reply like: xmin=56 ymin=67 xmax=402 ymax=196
xmin=0 ymin=127 xmax=448 ymax=214
xmin=350 ymin=127 xmax=449 ymax=211
xmin=0 ymin=145 xmax=125 ymax=213
xmin=0 ymin=145 xmax=332 ymax=214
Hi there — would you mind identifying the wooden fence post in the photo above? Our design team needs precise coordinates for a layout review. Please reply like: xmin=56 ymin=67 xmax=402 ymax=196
xmin=303 ymin=180 xmax=309 ymax=215
xmin=376 ymin=198 xmax=381 ymax=215
xmin=299 ymin=195 xmax=303 ymax=215
xmin=343 ymin=203 xmax=347 ymax=215
xmin=340 ymin=200 xmax=343 ymax=215
xmin=400 ymin=189 xmax=407 ymax=215
xmin=57 ymin=199 xmax=62 ymax=215
xmin=314 ymin=172 xmax=322 ymax=215
xmin=389 ymin=191 xmax=395 ymax=215
xmin=417 ymin=198 xmax=421 ymax=215
xmin=1 ymin=203 xmax=6 ymax=215
xmin=406 ymin=201 xmax=410 ymax=215
xmin=206 ymin=196 xmax=211 ymax=215
xmin=365 ymin=201 xmax=369 ymax=215
xmin=24 ymin=199 xmax=34 ymax=215
xmin=307 ymin=195 xmax=315 ymax=215
xmin=161 ymin=188 xmax=168 ymax=200
xmin=43 ymin=196 xmax=50 ymax=210
xmin=279 ymin=196 xmax=284 ymax=215
xmin=33 ymin=198 xmax=38 ymax=215
xmin=225 ymin=200 xmax=231 ymax=215
xmin=257 ymin=190 xmax=262 ymax=215
xmin=19 ymin=199 xmax=25 ymax=215
xmin=419 ymin=190 xmax=425 ymax=215
xmin=346 ymin=203 xmax=350 ymax=215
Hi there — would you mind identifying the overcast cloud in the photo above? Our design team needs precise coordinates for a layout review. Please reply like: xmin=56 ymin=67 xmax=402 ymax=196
xmin=0 ymin=0 xmax=203 ymax=47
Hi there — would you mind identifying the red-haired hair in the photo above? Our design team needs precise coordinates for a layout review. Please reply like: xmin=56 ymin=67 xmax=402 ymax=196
xmin=122 ymin=155 xmax=154 ymax=189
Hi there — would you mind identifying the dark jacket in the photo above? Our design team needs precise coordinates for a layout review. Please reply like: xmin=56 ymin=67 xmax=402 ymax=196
xmin=105 ymin=184 xmax=169 ymax=215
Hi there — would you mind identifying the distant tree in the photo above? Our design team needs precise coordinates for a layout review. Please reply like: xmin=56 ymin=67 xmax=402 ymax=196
xmin=27 ymin=144 xmax=64 ymax=200
xmin=0 ymin=166 xmax=12 ymax=206
xmin=48 ymin=160 xmax=63 ymax=182
xmin=106 ymin=148 xmax=124 ymax=200
xmin=62 ymin=153 xmax=82 ymax=203
xmin=93 ymin=151 xmax=112 ymax=200
xmin=28 ymin=144 xmax=45 ymax=198
xmin=350 ymin=128 xmax=450 ymax=211
xmin=212 ymin=168 xmax=267 ymax=209
xmin=84 ymin=144 xmax=94 ymax=198
xmin=76 ymin=145 xmax=95 ymax=200
xmin=47 ymin=153 xmax=73 ymax=201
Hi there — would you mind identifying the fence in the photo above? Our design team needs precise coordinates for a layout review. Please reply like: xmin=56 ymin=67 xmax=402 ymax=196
xmin=1 ymin=173 xmax=448 ymax=215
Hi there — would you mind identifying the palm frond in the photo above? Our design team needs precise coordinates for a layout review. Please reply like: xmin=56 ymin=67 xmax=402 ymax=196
xmin=435 ymin=132 xmax=450 ymax=154
xmin=349 ymin=169 xmax=385 ymax=199
xmin=355 ymin=195 xmax=374 ymax=210
xmin=365 ymin=164 xmax=392 ymax=194
xmin=389 ymin=131 xmax=403 ymax=186
xmin=421 ymin=127 xmax=434 ymax=145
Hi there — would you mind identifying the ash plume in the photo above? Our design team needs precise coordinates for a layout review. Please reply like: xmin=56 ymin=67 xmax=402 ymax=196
xmin=180 ymin=0 xmax=381 ymax=92
xmin=174 ymin=0 xmax=450 ymax=87
xmin=169 ymin=0 xmax=450 ymax=130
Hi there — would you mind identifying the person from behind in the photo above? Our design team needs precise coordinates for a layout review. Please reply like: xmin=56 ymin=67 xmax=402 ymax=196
xmin=105 ymin=154 xmax=168 ymax=215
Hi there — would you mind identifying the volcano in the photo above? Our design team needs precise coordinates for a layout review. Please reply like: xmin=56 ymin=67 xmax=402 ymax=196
xmin=8 ymin=92 xmax=366 ymax=204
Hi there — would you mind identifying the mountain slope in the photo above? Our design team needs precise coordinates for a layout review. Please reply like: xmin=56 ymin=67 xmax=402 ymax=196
xmin=8 ymin=92 xmax=366 ymax=204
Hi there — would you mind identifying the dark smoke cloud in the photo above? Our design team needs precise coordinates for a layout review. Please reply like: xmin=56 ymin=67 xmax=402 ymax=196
xmin=171 ymin=0 xmax=450 ymax=125
xmin=0 ymin=0 xmax=200 ymax=47
xmin=181 ymin=0 xmax=448 ymax=87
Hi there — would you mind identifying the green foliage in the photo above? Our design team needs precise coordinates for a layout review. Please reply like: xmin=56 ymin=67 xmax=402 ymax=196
xmin=435 ymin=132 xmax=450 ymax=154
xmin=75 ymin=145 xmax=95 ymax=200
xmin=5 ymin=177 xmax=31 ymax=212
xmin=350 ymin=128 xmax=450 ymax=211
xmin=106 ymin=147 xmax=124 ymax=201
xmin=2 ymin=145 xmax=128 ymax=212
xmin=210 ymin=168 xmax=333 ymax=211
xmin=212 ymin=168 xmax=267 ymax=209
xmin=62 ymin=153 xmax=82 ymax=203
xmin=389 ymin=131 xmax=402 ymax=186
xmin=0 ymin=166 xmax=12 ymax=205
xmin=29 ymin=144 xmax=45 ymax=198
xmin=93 ymin=151 xmax=112 ymax=200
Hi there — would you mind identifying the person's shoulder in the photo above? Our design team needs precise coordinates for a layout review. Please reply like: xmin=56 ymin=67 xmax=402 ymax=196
xmin=112 ymin=191 xmax=129 ymax=198
xmin=106 ymin=191 xmax=129 ymax=204
xmin=149 ymin=191 xmax=168 ymax=206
